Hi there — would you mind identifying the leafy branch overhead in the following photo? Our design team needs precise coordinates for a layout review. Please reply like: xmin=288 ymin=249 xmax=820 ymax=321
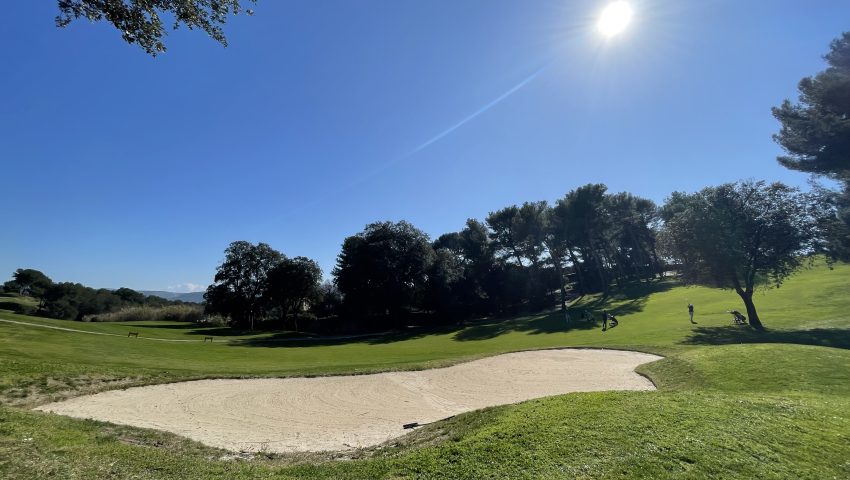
xmin=55 ymin=0 xmax=256 ymax=56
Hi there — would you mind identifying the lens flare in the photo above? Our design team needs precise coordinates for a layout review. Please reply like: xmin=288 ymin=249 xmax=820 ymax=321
xmin=598 ymin=1 xmax=633 ymax=37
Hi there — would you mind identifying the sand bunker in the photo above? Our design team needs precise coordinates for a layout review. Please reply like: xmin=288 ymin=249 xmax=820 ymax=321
xmin=36 ymin=349 xmax=661 ymax=453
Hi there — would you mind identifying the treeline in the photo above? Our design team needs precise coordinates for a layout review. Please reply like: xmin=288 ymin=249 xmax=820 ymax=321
xmin=205 ymin=178 xmax=842 ymax=332
xmin=1 ymin=269 xmax=194 ymax=321
xmin=336 ymin=184 xmax=660 ymax=320
xmin=204 ymin=184 xmax=671 ymax=332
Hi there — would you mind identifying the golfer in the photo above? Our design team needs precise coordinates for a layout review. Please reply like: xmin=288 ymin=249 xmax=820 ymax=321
xmin=688 ymin=303 xmax=695 ymax=324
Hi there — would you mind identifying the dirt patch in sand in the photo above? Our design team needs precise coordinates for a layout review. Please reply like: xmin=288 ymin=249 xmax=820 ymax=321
xmin=35 ymin=349 xmax=661 ymax=453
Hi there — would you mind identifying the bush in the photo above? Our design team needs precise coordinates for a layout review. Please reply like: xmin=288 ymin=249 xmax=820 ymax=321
xmin=198 ymin=314 xmax=228 ymax=327
xmin=84 ymin=304 xmax=204 ymax=323
xmin=286 ymin=312 xmax=318 ymax=332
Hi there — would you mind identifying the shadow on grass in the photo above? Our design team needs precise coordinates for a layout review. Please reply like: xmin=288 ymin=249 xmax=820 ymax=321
xmin=230 ymin=325 xmax=444 ymax=348
xmin=452 ymin=311 xmax=598 ymax=341
xmin=125 ymin=321 xmax=289 ymax=338
xmin=230 ymin=279 xmax=678 ymax=347
xmin=453 ymin=280 xmax=675 ymax=341
xmin=682 ymin=326 xmax=850 ymax=350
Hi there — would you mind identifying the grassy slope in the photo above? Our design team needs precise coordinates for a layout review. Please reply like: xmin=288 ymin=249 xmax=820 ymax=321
xmin=0 ymin=293 xmax=37 ymax=308
xmin=0 ymin=262 xmax=848 ymax=478
xmin=0 ymin=316 xmax=274 ymax=340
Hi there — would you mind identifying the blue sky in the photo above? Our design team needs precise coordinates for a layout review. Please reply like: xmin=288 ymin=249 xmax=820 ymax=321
xmin=1 ymin=1 xmax=847 ymax=292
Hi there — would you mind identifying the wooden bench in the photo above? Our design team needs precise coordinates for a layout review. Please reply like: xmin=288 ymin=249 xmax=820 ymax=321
xmin=128 ymin=331 xmax=139 ymax=338
xmin=204 ymin=336 xmax=214 ymax=343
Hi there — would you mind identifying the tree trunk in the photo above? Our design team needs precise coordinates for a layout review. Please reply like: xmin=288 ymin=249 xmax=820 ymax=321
xmin=736 ymin=290 xmax=764 ymax=330
xmin=592 ymin=252 xmax=608 ymax=294
xmin=650 ymin=243 xmax=662 ymax=279
xmin=567 ymin=249 xmax=586 ymax=295
xmin=585 ymin=238 xmax=609 ymax=294
xmin=551 ymin=255 xmax=567 ymax=311
xmin=513 ymin=250 xmax=524 ymax=267
xmin=602 ymin=243 xmax=624 ymax=289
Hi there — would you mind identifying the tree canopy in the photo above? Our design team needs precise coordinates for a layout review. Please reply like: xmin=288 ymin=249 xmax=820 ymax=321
xmin=772 ymin=32 xmax=850 ymax=182
xmin=265 ymin=256 xmax=322 ymax=331
xmin=56 ymin=0 xmax=255 ymax=56
xmin=3 ymin=269 xmax=53 ymax=297
xmin=333 ymin=221 xmax=434 ymax=321
xmin=204 ymin=241 xmax=283 ymax=330
xmin=659 ymin=181 xmax=819 ymax=329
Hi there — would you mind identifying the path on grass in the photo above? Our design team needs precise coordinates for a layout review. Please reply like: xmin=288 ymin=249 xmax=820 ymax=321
xmin=36 ymin=349 xmax=662 ymax=453
xmin=0 ymin=318 xmax=198 ymax=342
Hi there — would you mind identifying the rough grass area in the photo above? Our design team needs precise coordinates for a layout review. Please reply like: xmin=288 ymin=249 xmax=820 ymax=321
xmin=0 ymin=293 xmax=38 ymax=306
xmin=0 ymin=293 xmax=38 ymax=314
xmin=0 ymin=261 xmax=848 ymax=478
xmin=83 ymin=304 xmax=204 ymax=323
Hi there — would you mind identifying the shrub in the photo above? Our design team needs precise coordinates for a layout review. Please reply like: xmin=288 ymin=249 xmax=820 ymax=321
xmin=84 ymin=304 xmax=204 ymax=323
xmin=198 ymin=314 xmax=228 ymax=327
xmin=286 ymin=312 xmax=318 ymax=332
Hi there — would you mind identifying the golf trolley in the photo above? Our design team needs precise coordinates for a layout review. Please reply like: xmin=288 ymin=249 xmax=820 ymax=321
xmin=727 ymin=310 xmax=747 ymax=325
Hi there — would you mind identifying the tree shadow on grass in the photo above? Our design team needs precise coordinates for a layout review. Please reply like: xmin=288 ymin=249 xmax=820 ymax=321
xmin=453 ymin=282 xmax=673 ymax=342
xmin=125 ymin=321 xmax=308 ymax=338
xmin=452 ymin=311 xmax=598 ymax=342
xmin=120 ymin=322 xmax=260 ymax=338
xmin=232 ymin=279 xmax=678 ymax=347
xmin=230 ymin=325 xmax=445 ymax=348
xmin=682 ymin=326 xmax=850 ymax=350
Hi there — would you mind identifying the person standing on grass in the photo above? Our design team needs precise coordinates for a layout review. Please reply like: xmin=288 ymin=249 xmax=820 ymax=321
xmin=601 ymin=311 xmax=608 ymax=331
xmin=688 ymin=303 xmax=695 ymax=324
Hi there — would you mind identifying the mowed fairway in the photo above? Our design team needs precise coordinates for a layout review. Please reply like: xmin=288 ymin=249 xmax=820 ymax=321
xmin=0 ymin=261 xmax=849 ymax=478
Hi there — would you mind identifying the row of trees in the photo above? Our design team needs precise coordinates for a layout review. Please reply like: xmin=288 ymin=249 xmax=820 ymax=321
xmin=206 ymin=177 xmax=834 ymax=332
xmin=204 ymin=184 xmax=666 ymax=332
xmin=2 ymin=269 xmax=187 ymax=320
xmin=335 ymin=185 xmax=662 ymax=320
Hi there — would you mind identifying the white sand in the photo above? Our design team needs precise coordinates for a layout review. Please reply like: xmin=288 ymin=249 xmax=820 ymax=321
xmin=35 ymin=349 xmax=661 ymax=453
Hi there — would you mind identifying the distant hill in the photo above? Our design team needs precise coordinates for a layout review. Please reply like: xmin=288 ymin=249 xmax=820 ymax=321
xmin=140 ymin=291 xmax=205 ymax=303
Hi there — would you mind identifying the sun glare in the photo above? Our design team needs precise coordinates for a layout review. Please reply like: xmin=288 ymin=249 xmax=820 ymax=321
xmin=597 ymin=1 xmax=633 ymax=37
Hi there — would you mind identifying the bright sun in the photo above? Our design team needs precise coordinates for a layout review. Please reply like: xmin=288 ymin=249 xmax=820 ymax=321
xmin=597 ymin=1 xmax=633 ymax=37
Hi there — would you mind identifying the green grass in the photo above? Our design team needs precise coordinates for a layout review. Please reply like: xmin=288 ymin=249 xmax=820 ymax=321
xmin=0 ymin=292 xmax=38 ymax=304
xmin=1 ymin=261 xmax=849 ymax=478
xmin=0 ymin=293 xmax=38 ymax=313
xmin=0 ymin=315 xmax=273 ymax=340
